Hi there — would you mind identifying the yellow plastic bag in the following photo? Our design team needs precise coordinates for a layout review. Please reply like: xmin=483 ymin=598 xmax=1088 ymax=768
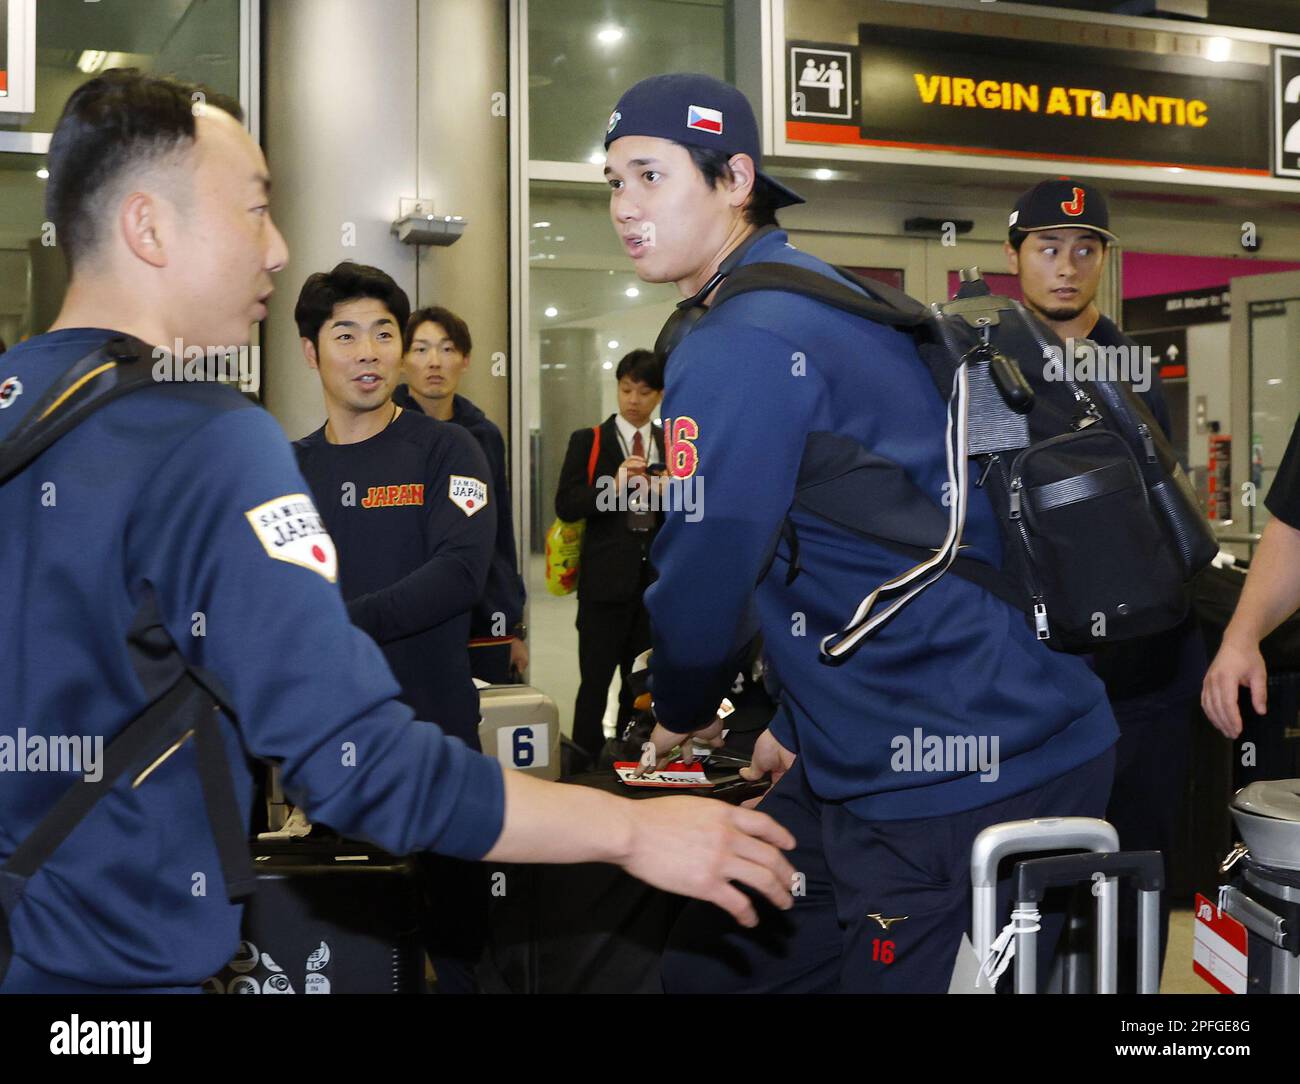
xmin=545 ymin=518 xmax=585 ymax=596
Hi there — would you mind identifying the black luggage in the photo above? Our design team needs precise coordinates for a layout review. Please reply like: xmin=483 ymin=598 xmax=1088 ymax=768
xmin=478 ymin=770 xmax=768 ymax=994
xmin=207 ymin=836 xmax=425 ymax=995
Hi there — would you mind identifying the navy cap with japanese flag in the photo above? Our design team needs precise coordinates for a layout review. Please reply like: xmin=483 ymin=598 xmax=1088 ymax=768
xmin=604 ymin=73 xmax=805 ymax=208
xmin=1008 ymin=178 xmax=1118 ymax=244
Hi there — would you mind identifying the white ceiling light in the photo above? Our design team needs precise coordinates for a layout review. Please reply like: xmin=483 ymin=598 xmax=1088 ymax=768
xmin=814 ymin=168 xmax=833 ymax=181
xmin=1206 ymin=36 xmax=1232 ymax=63
xmin=602 ymin=361 xmax=614 ymax=370
xmin=588 ymin=151 xmax=605 ymax=165
xmin=532 ymin=221 xmax=551 ymax=228
xmin=544 ymin=306 xmax=558 ymax=318
xmin=624 ymin=287 xmax=640 ymax=298
xmin=35 ymin=168 xmax=49 ymax=180
xmin=597 ymin=27 xmax=625 ymax=45
xmin=607 ymin=340 xmax=619 ymax=349
xmin=77 ymin=50 xmax=109 ymax=74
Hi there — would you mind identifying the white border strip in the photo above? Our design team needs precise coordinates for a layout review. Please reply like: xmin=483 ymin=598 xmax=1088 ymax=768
xmin=0 ymin=0 xmax=36 ymax=115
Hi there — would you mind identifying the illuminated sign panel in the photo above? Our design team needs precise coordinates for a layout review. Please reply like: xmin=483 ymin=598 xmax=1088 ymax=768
xmin=787 ymin=25 xmax=1270 ymax=175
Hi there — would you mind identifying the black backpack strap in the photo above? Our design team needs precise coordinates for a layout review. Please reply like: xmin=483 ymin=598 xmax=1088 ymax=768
xmin=708 ymin=262 xmax=931 ymax=330
xmin=0 ymin=336 xmax=160 ymax=485
xmin=0 ymin=670 xmax=255 ymax=911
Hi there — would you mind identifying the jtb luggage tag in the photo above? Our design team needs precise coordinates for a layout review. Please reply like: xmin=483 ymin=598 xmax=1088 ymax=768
xmin=614 ymin=761 xmax=715 ymax=788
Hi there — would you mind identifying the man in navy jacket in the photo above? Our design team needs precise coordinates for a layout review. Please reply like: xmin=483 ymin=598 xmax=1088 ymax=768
xmin=1004 ymin=178 xmax=1205 ymax=989
xmin=396 ymin=305 xmax=528 ymax=684
xmin=608 ymin=74 xmax=1119 ymax=993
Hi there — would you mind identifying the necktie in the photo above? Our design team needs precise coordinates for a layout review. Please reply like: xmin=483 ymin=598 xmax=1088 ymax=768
xmin=632 ymin=430 xmax=644 ymax=459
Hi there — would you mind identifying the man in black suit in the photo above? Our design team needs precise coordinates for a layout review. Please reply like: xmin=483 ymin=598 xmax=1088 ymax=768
xmin=556 ymin=349 xmax=666 ymax=759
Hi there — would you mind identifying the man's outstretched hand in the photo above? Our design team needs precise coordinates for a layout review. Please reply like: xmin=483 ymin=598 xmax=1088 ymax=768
xmin=486 ymin=765 xmax=796 ymax=928
xmin=621 ymin=796 xmax=797 ymax=927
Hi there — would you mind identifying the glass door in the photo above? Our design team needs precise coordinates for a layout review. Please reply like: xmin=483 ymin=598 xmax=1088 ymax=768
xmin=1229 ymin=270 xmax=1300 ymax=553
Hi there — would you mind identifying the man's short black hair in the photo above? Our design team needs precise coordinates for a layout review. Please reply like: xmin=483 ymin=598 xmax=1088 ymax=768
xmin=615 ymin=348 xmax=663 ymax=390
xmin=684 ymin=145 xmax=782 ymax=229
xmin=405 ymin=305 xmax=472 ymax=356
xmin=1009 ymin=228 xmax=1110 ymax=253
xmin=45 ymin=68 xmax=244 ymax=271
xmin=294 ymin=262 xmax=411 ymax=348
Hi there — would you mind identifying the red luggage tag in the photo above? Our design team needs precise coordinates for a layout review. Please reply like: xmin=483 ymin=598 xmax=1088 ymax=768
xmin=614 ymin=761 xmax=714 ymax=788
xmin=1192 ymin=892 xmax=1247 ymax=994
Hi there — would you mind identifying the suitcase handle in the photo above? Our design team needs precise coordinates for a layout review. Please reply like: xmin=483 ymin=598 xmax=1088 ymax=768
xmin=1010 ymin=850 xmax=1163 ymax=994
xmin=1013 ymin=849 xmax=1164 ymax=901
xmin=970 ymin=817 xmax=1118 ymax=973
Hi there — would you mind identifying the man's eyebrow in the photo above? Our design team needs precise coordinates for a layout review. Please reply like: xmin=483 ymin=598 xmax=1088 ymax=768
xmin=604 ymin=157 xmax=662 ymax=176
xmin=328 ymin=316 xmax=396 ymax=330
xmin=253 ymin=173 xmax=271 ymax=196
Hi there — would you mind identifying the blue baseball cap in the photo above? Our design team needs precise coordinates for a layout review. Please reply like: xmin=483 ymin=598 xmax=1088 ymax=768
xmin=603 ymin=73 xmax=805 ymax=209
xmin=1009 ymin=178 xmax=1117 ymax=244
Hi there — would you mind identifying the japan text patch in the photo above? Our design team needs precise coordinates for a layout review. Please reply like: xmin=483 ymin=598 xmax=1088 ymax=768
xmin=244 ymin=493 xmax=338 ymax=582
xmin=448 ymin=475 xmax=488 ymax=517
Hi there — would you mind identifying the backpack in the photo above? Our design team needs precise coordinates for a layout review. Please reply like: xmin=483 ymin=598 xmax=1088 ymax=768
xmin=662 ymin=255 xmax=1217 ymax=660
xmin=0 ymin=335 xmax=256 ymax=987
xmin=544 ymin=425 xmax=602 ymax=596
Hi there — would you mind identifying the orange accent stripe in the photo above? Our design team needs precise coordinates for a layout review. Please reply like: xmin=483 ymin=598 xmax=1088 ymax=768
xmin=785 ymin=121 xmax=1271 ymax=177
xmin=40 ymin=361 xmax=118 ymax=420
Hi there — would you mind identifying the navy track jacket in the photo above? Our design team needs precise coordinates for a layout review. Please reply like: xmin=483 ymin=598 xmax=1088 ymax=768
xmin=645 ymin=231 xmax=1118 ymax=820
xmin=0 ymin=329 xmax=504 ymax=990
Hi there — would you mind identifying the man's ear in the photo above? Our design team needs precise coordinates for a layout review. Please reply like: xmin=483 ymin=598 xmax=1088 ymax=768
xmin=725 ymin=152 xmax=757 ymax=210
xmin=1003 ymin=240 xmax=1019 ymax=276
xmin=121 ymin=192 xmax=168 ymax=269
xmin=301 ymin=337 xmax=320 ymax=370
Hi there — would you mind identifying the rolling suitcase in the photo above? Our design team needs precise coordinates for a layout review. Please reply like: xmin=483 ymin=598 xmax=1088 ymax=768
xmin=206 ymin=836 xmax=425 ymax=995
xmin=478 ymin=684 xmax=561 ymax=781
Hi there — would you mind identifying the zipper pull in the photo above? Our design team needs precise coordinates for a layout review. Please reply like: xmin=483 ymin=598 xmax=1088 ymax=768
xmin=1033 ymin=598 xmax=1050 ymax=640
xmin=1137 ymin=423 xmax=1157 ymax=464
xmin=1009 ymin=477 xmax=1023 ymax=519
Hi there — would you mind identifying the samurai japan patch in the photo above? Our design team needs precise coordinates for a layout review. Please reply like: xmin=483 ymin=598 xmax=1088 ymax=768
xmin=448 ymin=475 xmax=488 ymax=517
xmin=244 ymin=493 xmax=338 ymax=581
